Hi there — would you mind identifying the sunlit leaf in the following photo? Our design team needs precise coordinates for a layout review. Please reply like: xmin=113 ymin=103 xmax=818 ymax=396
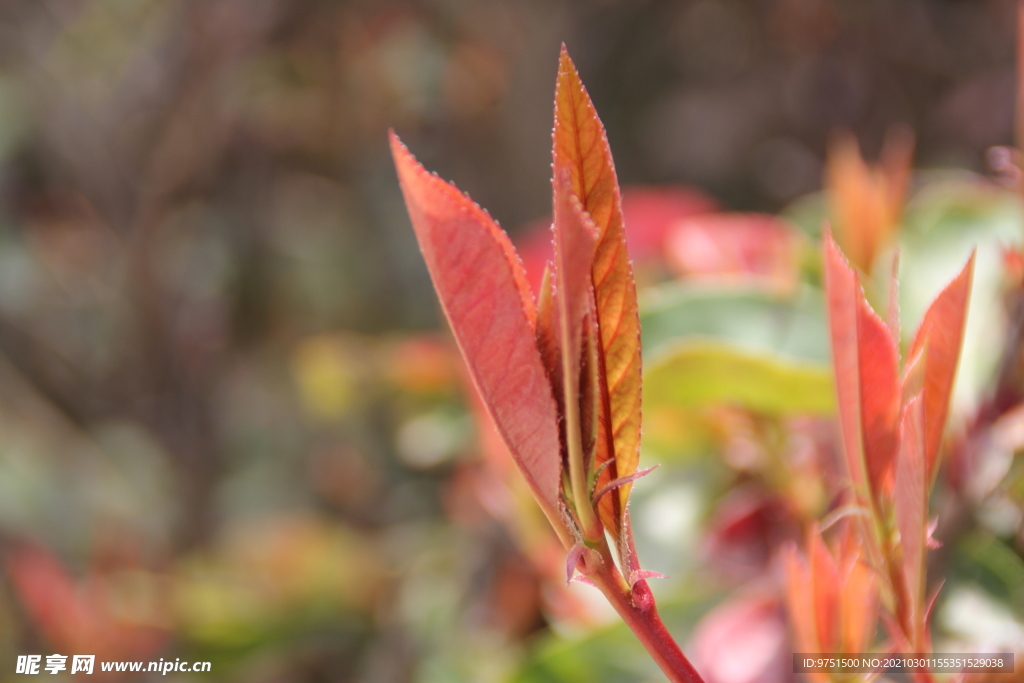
xmin=390 ymin=132 xmax=562 ymax=518
xmin=824 ymin=233 xmax=900 ymax=501
xmin=553 ymin=47 xmax=642 ymax=518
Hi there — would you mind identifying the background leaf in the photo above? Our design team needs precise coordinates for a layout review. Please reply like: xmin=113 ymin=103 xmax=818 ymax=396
xmin=644 ymin=341 xmax=834 ymax=415
xmin=640 ymin=284 xmax=829 ymax=364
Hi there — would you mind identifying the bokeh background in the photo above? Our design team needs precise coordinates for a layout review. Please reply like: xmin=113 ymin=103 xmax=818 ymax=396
xmin=0 ymin=1 xmax=1022 ymax=682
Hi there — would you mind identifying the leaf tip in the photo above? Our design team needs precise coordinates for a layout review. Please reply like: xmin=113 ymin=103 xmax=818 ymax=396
xmin=558 ymin=42 xmax=573 ymax=69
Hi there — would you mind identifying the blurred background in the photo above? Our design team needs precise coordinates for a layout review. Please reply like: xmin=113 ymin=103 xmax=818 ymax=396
xmin=0 ymin=1 xmax=1022 ymax=682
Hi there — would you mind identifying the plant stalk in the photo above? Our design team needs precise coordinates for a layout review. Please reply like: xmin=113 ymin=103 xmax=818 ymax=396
xmin=586 ymin=556 xmax=705 ymax=683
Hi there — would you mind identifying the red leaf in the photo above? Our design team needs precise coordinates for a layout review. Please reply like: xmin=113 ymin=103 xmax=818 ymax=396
xmin=824 ymin=233 xmax=900 ymax=502
xmin=856 ymin=293 xmax=901 ymax=498
xmin=704 ymin=487 xmax=799 ymax=580
xmin=894 ymin=394 xmax=927 ymax=649
xmin=619 ymin=186 xmax=718 ymax=260
xmin=691 ymin=593 xmax=789 ymax=683
xmin=824 ymin=233 xmax=867 ymax=494
xmin=908 ymin=252 xmax=975 ymax=481
xmin=553 ymin=46 xmax=643 ymax=526
xmin=5 ymin=544 xmax=168 ymax=659
xmin=391 ymin=132 xmax=563 ymax=519
xmin=665 ymin=213 xmax=802 ymax=289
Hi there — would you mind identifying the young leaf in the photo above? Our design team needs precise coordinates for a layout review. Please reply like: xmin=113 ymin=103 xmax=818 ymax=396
xmin=808 ymin=528 xmax=840 ymax=654
xmin=825 ymin=233 xmax=868 ymax=494
xmin=826 ymin=127 xmax=913 ymax=273
xmin=535 ymin=262 xmax=562 ymax=404
xmin=783 ymin=545 xmax=822 ymax=660
xmin=553 ymin=172 xmax=598 ymax=375
xmin=838 ymin=540 xmax=878 ymax=655
xmin=784 ymin=526 xmax=878 ymax=664
xmin=855 ymin=293 xmax=901 ymax=498
xmin=907 ymin=252 xmax=975 ymax=481
xmin=553 ymin=46 xmax=642 ymax=520
xmin=824 ymin=232 xmax=900 ymax=501
xmin=390 ymin=132 xmax=563 ymax=520
xmin=894 ymin=395 xmax=927 ymax=648
xmin=552 ymin=170 xmax=600 ymax=534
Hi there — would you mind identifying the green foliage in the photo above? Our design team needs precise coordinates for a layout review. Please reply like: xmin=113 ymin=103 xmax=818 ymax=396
xmin=645 ymin=341 xmax=834 ymax=415
xmin=641 ymin=285 xmax=829 ymax=364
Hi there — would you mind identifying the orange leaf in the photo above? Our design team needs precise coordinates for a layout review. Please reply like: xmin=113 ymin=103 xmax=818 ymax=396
xmin=390 ymin=132 xmax=563 ymax=520
xmin=826 ymin=127 xmax=913 ymax=273
xmin=785 ymin=528 xmax=878 ymax=661
xmin=553 ymin=46 xmax=642 ymax=523
xmin=783 ymin=545 xmax=818 ymax=652
xmin=836 ymin=534 xmax=878 ymax=654
xmin=908 ymin=252 xmax=975 ymax=482
xmin=808 ymin=527 xmax=840 ymax=653
xmin=535 ymin=263 xmax=562 ymax=411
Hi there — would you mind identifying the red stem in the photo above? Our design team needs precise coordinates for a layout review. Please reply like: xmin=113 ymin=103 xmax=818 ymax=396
xmin=588 ymin=559 xmax=706 ymax=683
